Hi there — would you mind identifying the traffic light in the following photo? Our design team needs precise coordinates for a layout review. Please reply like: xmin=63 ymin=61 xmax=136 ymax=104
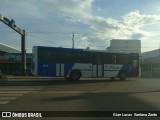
xmin=0 ymin=14 xmax=26 ymax=75
xmin=0 ymin=14 xmax=24 ymax=35
xmin=10 ymin=19 xmax=15 ymax=27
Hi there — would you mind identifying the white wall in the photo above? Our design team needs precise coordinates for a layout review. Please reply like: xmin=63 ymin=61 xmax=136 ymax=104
xmin=107 ymin=39 xmax=141 ymax=53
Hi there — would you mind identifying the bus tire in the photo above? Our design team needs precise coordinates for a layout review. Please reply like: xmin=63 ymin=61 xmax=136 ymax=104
xmin=111 ymin=77 xmax=115 ymax=80
xmin=119 ymin=72 xmax=126 ymax=81
xmin=0 ymin=75 xmax=7 ymax=84
xmin=69 ymin=70 xmax=81 ymax=81
xmin=65 ymin=76 xmax=70 ymax=81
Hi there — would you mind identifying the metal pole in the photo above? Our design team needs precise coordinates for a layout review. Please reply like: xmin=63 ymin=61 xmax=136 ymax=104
xmin=0 ymin=14 xmax=26 ymax=76
xmin=21 ymin=30 xmax=26 ymax=75
xmin=72 ymin=33 xmax=74 ymax=48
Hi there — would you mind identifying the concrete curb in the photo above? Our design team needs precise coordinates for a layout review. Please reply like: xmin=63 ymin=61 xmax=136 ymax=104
xmin=6 ymin=76 xmax=62 ymax=80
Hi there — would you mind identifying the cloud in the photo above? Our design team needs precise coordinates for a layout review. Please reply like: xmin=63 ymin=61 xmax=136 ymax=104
xmin=38 ymin=1 xmax=160 ymax=50
xmin=2 ymin=0 xmax=160 ymax=51
xmin=85 ymin=10 xmax=160 ymax=51
xmin=123 ymin=10 xmax=160 ymax=27
xmin=121 ymin=11 xmax=160 ymax=38
xmin=43 ymin=0 xmax=93 ymax=20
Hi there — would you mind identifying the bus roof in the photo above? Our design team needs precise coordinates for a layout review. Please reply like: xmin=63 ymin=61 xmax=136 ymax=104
xmin=33 ymin=46 xmax=83 ymax=51
xmin=33 ymin=46 xmax=139 ymax=54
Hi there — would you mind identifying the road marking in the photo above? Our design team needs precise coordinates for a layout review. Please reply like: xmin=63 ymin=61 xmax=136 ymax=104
xmin=0 ymin=94 xmax=24 ymax=97
xmin=0 ymin=101 xmax=9 ymax=104
xmin=0 ymin=91 xmax=38 ymax=94
xmin=0 ymin=87 xmax=43 ymax=105
xmin=0 ymin=97 xmax=17 ymax=100
xmin=0 ymin=88 xmax=42 ymax=91
xmin=43 ymin=91 xmax=106 ymax=94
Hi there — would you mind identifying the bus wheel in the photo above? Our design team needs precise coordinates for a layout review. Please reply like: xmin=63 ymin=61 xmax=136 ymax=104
xmin=69 ymin=70 xmax=81 ymax=81
xmin=0 ymin=75 xmax=7 ymax=84
xmin=111 ymin=77 xmax=115 ymax=80
xmin=119 ymin=72 xmax=126 ymax=81
xmin=65 ymin=76 xmax=70 ymax=81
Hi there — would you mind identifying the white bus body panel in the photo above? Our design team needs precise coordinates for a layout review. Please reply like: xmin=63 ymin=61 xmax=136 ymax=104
xmin=67 ymin=63 xmax=92 ymax=78
xmin=104 ymin=64 xmax=123 ymax=78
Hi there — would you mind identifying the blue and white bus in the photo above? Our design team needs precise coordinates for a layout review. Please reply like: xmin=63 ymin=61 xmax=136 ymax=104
xmin=32 ymin=46 xmax=139 ymax=80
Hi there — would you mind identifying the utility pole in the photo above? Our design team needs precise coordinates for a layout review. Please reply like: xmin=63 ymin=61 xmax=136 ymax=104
xmin=0 ymin=14 xmax=26 ymax=75
xmin=159 ymin=43 xmax=160 ymax=77
xmin=72 ymin=33 xmax=74 ymax=48
xmin=21 ymin=30 xmax=26 ymax=75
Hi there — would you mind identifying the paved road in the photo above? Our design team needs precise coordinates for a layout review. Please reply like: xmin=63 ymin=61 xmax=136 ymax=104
xmin=0 ymin=77 xmax=160 ymax=119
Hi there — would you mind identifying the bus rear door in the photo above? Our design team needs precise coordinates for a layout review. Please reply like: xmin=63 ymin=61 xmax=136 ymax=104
xmin=92 ymin=54 xmax=103 ymax=77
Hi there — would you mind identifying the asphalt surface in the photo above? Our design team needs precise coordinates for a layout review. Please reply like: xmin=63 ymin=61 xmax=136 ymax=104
xmin=0 ymin=77 xmax=160 ymax=120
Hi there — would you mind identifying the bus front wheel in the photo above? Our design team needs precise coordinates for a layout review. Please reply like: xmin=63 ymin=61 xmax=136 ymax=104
xmin=119 ymin=72 xmax=126 ymax=81
xmin=69 ymin=70 xmax=81 ymax=81
xmin=111 ymin=77 xmax=115 ymax=80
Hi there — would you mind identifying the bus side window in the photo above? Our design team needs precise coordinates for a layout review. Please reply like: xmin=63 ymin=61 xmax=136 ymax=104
xmin=118 ymin=54 xmax=129 ymax=64
xmin=93 ymin=54 xmax=103 ymax=64
xmin=84 ymin=52 xmax=92 ymax=63
xmin=97 ymin=54 xmax=103 ymax=64
xmin=133 ymin=60 xmax=138 ymax=67
xmin=57 ymin=51 xmax=65 ymax=63
xmin=132 ymin=56 xmax=138 ymax=67
xmin=51 ymin=52 xmax=56 ymax=62
xmin=104 ymin=54 xmax=109 ymax=64
xmin=112 ymin=54 xmax=117 ymax=64
xmin=66 ymin=53 xmax=71 ymax=62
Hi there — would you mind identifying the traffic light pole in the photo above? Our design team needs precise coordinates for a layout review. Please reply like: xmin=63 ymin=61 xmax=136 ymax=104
xmin=0 ymin=14 xmax=26 ymax=75
xmin=21 ymin=30 xmax=26 ymax=75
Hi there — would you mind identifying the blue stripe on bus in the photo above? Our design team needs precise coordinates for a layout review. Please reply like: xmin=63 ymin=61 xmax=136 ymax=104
xmin=64 ymin=63 xmax=74 ymax=77
xmin=37 ymin=46 xmax=83 ymax=51
xmin=119 ymin=64 xmax=132 ymax=77
xmin=38 ymin=61 xmax=56 ymax=77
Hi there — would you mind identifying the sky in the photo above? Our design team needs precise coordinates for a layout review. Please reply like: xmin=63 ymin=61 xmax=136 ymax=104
xmin=1 ymin=0 xmax=160 ymax=53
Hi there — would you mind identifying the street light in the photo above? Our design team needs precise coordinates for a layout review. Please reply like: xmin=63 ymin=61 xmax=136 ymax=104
xmin=0 ymin=14 xmax=26 ymax=75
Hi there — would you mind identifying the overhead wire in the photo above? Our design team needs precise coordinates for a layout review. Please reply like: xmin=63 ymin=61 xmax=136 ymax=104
xmin=28 ymin=33 xmax=72 ymax=48
xmin=0 ymin=30 xmax=160 ymax=49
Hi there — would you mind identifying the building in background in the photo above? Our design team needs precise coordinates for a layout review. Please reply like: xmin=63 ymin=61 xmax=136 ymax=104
xmin=107 ymin=39 xmax=141 ymax=53
xmin=0 ymin=43 xmax=32 ymax=75
xmin=141 ymin=49 xmax=160 ymax=78
xmin=0 ymin=43 xmax=21 ymax=53
xmin=107 ymin=39 xmax=141 ymax=77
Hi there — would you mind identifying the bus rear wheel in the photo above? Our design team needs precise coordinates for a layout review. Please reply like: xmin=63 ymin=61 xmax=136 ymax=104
xmin=69 ymin=70 xmax=81 ymax=81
